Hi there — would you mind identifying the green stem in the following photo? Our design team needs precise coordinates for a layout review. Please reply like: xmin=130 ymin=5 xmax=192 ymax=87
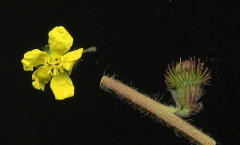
xmin=83 ymin=46 xmax=97 ymax=54
xmin=100 ymin=76 xmax=216 ymax=145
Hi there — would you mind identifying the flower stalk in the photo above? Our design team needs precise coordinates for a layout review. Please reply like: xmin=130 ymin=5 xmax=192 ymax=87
xmin=100 ymin=76 xmax=216 ymax=145
xmin=83 ymin=46 xmax=97 ymax=54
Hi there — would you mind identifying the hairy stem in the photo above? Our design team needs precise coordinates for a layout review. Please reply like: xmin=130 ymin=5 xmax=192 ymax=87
xmin=100 ymin=76 xmax=216 ymax=145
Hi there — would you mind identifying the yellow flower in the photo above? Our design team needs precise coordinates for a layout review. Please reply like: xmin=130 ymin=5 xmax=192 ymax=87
xmin=22 ymin=26 xmax=83 ymax=100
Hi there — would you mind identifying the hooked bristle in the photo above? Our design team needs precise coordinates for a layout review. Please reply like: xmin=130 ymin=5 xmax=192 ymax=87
xmin=165 ymin=57 xmax=211 ymax=89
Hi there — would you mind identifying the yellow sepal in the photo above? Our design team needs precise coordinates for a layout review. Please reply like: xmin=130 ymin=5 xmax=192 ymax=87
xmin=22 ymin=49 xmax=49 ymax=71
xmin=50 ymin=72 xmax=74 ymax=100
xmin=48 ymin=26 xmax=73 ymax=58
xmin=62 ymin=48 xmax=83 ymax=71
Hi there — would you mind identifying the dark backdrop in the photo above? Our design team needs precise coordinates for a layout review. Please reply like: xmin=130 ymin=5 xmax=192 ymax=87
xmin=0 ymin=1 xmax=239 ymax=145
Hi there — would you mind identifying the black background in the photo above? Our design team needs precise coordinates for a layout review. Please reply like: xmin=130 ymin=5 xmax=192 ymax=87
xmin=0 ymin=1 xmax=240 ymax=145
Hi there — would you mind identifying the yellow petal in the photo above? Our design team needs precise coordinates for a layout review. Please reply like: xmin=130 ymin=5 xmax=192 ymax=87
xmin=62 ymin=48 xmax=83 ymax=71
xmin=50 ymin=73 xmax=74 ymax=100
xmin=22 ymin=49 xmax=49 ymax=71
xmin=32 ymin=65 xmax=52 ymax=91
xmin=48 ymin=26 xmax=73 ymax=58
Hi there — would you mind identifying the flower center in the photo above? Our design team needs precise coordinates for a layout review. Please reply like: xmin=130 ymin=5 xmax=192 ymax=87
xmin=47 ymin=57 xmax=62 ymax=66
xmin=45 ymin=56 xmax=64 ymax=76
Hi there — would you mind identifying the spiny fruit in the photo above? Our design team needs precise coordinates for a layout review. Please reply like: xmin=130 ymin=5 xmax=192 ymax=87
xmin=165 ymin=57 xmax=211 ymax=117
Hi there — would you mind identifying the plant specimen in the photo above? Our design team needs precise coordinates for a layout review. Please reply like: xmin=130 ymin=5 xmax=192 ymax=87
xmin=100 ymin=57 xmax=215 ymax=145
